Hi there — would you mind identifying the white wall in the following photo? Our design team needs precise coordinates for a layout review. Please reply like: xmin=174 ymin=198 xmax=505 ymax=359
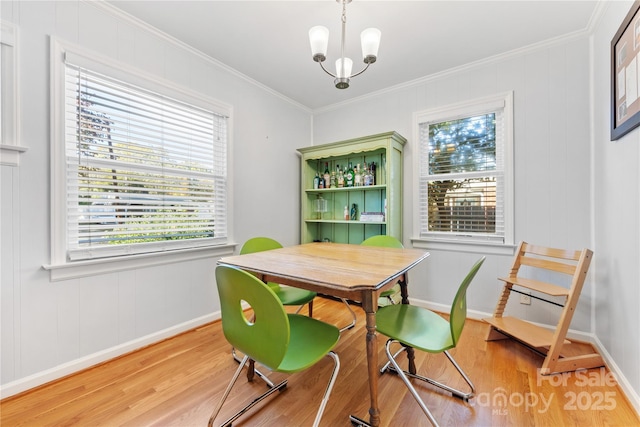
xmin=591 ymin=0 xmax=640 ymax=411
xmin=0 ymin=1 xmax=310 ymax=396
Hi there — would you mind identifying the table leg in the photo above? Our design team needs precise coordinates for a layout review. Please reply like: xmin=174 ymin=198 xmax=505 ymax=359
xmin=357 ymin=291 xmax=380 ymax=427
xmin=399 ymin=275 xmax=417 ymax=375
xmin=247 ymin=359 xmax=255 ymax=382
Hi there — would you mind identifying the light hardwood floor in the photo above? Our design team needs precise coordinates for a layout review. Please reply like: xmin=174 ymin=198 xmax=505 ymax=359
xmin=2 ymin=297 xmax=639 ymax=426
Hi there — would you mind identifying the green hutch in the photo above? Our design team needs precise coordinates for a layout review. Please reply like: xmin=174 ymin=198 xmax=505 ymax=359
xmin=297 ymin=131 xmax=406 ymax=245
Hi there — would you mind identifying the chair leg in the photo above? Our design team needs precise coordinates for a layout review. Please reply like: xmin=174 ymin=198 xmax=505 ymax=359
xmin=384 ymin=340 xmax=439 ymax=427
xmin=208 ymin=354 xmax=288 ymax=427
xmin=312 ymin=351 xmax=340 ymax=427
xmin=441 ymin=350 xmax=475 ymax=400
xmin=231 ymin=347 xmax=275 ymax=387
xmin=212 ymin=352 xmax=338 ymax=427
xmin=339 ymin=298 xmax=357 ymax=332
xmin=381 ymin=340 xmax=475 ymax=401
xmin=379 ymin=344 xmax=406 ymax=374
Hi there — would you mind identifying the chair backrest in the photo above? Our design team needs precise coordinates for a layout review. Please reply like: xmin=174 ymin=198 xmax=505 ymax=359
xmin=360 ymin=235 xmax=404 ymax=249
xmin=240 ymin=237 xmax=283 ymax=255
xmin=449 ymin=257 xmax=485 ymax=346
xmin=216 ymin=265 xmax=289 ymax=370
xmin=240 ymin=237 xmax=285 ymax=291
xmin=508 ymin=241 xmax=592 ymax=289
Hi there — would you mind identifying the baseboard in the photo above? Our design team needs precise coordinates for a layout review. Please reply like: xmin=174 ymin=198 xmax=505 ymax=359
xmin=409 ymin=296 xmax=640 ymax=419
xmin=0 ymin=311 xmax=221 ymax=399
xmin=590 ymin=335 xmax=640 ymax=418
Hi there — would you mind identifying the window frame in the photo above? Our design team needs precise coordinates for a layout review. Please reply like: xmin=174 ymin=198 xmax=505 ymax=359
xmin=411 ymin=92 xmax=515 ymax=255
xmin=46 ymin=39 xmax=234 ymax=280
xmin=1 ymin=20 xmax=27 ymax=166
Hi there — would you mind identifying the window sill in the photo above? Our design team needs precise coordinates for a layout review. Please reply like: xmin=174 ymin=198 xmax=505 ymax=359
xmin=0 ymin=144 xmax=28 ymax=166
xmin=411 ymin=238 xmax=516 ymax=256
xmin=43 ymin=244 xmax=236 ymax=282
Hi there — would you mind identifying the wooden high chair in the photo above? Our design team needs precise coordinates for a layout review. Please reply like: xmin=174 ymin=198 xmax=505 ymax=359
xmin=483 ymin=241 xmax=604 ymax=375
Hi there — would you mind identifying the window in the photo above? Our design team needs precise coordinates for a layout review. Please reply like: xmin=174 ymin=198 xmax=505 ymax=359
xmin=1 ymin=21 xmax=26 ymax=166
xmin=51 ymin=42 xmax=230 ymax=264
xmin=413 ymin=92 xmax=513 ymax=251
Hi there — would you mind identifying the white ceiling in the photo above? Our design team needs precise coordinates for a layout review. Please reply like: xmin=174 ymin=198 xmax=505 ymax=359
xmin=107 ymin=1 xmax=600 ymax=110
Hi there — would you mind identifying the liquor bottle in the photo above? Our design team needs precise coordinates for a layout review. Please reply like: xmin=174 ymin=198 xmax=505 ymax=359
xmin=323 ymin=162 xmax=331 ymax=188
xmin=363 ymin=163 xmax=371 ymax=186
xmin=370 ymin=162 xmax=376 ymax=185
xmin=354 ymin=163 xmax=362 ymax=187
xmin=345 ymin=162 xmax=355 ymax=187
xmin=338 ymin=166 xmax=345 ymax=188
xmin=313 ymin=172 xmax=320 ymax=189
xmin=318 ymin=173 xmax=325 ymax=189
xmin=330 ymin=171 xmax=336 ymax=188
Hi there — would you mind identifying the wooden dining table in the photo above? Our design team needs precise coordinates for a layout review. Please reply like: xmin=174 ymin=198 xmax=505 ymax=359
xmin=217 ymin=241 xmax=430 ymax=427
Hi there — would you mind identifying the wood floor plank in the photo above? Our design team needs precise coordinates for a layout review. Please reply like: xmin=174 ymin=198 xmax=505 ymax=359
xmin=2 ymin=297 xmax=638 ymax=426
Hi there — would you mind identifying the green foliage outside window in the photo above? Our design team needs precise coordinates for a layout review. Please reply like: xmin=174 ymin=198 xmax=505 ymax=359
xmin=427 ymin=114 xmax=497 ymax=233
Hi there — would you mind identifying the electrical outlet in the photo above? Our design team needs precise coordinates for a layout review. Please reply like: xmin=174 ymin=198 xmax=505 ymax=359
xmin=520 ymin=293 xmax=531 ymax=305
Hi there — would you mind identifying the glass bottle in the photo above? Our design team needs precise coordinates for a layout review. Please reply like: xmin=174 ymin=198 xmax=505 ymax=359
xmin=338 ymin=166 xmax=345 ymax=188
xmin=363 ymin=162 xmax=371 ymax=186
xmin=370 ymin=161 xmax=376 ymax=185
xmin=330 ymin=171 xmax=336 ymax=188
xmin=323 ymin=162 xmax=331 ymax=188
xmin=354 ymin=163 xmax=362 ymax=187
xmin=313 ymin=172 xmax=320 ymax=189
xmin=345 ymin=162 xmax=355 ymax=187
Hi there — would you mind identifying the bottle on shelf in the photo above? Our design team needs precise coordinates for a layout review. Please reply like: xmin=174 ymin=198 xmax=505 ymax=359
xmin=344 ymin=205 xmax=349 ymax=220
xmin=369 ymin=162 xmax=376 ymax=185
xmin=363 ymin=162 xmax=371 ymax=186
xmin=330 ymin=171 xmax=336 ymax=188
xmin=323 ymin=162 xmax=331 ymax=188
xmin=337 ymin=165 xmax=345 ymax=188
xmin=313 ymin=172 xmax=320 ymax=189
xmin=370 ymin=161 xmax=376 ymax=185
xmin=345 ymin=162 xmax=355 ymax=187
xmin=354 ymin=163 xmax=362 ymax=187
xmin=318 ymin=172 xmax=325 ymax=189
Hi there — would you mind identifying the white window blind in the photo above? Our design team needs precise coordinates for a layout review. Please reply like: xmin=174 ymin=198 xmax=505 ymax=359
xmin=416 ymin=93 xmax=512 ymax=245
xmin=64 ymin=61 xmax=228 ymax=261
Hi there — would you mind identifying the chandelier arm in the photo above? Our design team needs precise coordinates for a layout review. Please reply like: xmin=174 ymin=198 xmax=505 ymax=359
xmin=318 ymin=61 xmax=337 ymax=78
xmin=349 ymin=62 xmax=371 ymax=79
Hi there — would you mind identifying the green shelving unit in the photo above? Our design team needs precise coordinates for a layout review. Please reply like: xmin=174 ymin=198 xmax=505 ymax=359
xmin=297 ymin=131 xmax=406 ymax=245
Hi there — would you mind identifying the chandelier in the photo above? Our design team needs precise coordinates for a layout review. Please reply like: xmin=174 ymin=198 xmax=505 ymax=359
xmin=308 ymin=0 xmax=381 ymax=89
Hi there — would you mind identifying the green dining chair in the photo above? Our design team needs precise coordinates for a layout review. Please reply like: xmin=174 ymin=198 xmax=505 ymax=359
xmin=209 ymin=265 xmax=340 ymax=427
xmin=240 ymin=237 xmax=317 ymax=315
xmin=361 ymin=235 xmax=404 ymax=306
xmin=242 ymin=237 xmax=356 ymax=333
xmin=232 ymin=237 xmax=320 ymax=382
xmin=375 ymin=257 xmax=485 ymax=427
